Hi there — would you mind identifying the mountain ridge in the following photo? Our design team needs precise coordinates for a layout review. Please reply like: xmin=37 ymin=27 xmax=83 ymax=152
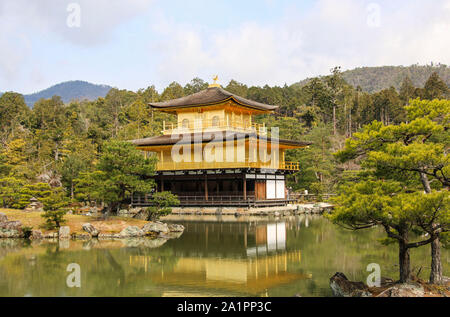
xmin=20 ymin=80 xmax=112 ymax=106
xmin=294 ymin=64 xmax=450 ymax=92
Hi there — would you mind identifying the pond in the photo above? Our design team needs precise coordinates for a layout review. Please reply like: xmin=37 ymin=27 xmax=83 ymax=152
xmin=0 ymin=215 xmax=448 ymax=297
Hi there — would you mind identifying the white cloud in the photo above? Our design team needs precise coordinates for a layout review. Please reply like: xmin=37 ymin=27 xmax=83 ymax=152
xmin=0 ymin=0 xmax=153 ymax=46
xmin=150 ymin=0 xmax=450 ymax=87
xmin=1 ymin=0 xmax=450 ymax=91
xmin=0 ymin=0 xmax=154 ymax=85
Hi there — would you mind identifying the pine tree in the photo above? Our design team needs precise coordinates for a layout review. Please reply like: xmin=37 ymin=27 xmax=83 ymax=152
xmin=423 ymin=72 xmax=449 ymax=100
xmin=334 ymin=99 xmax=450 ymax=284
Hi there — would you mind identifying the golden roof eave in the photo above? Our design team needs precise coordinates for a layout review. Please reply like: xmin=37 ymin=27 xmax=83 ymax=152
xmin=150 ymin=87 xmax=278 ymax=113
xmin=152 ymin=96 xmax=273 ymax=114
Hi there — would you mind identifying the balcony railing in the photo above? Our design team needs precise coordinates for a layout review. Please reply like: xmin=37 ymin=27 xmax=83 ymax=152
xmin=131 ymin=194 xmax=298 ymax=207
xmin=163 ymin=119 xmax=268 ymax=135
xmin=156 ymin=160 xmax=300 ymax=171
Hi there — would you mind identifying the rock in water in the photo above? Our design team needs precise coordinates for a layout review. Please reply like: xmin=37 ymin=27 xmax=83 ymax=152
xmin=0 ymin=221 xmax=23 ymax=238
xmin=0 ymin=212 xmax=7 ymax=223
xmin=330 ymin=272 xmax=372 ymax=297
xmin=59 ymin=226 xmax=71 ymax=240
xmin=142 ymin=222 xmax=169 ymax=235
xmin=82 ymin=223 xmax=99 ymax=237
xmin=377 ymin=283 xmax=425 ymax=297
xmin=168 ymin=224 xmax=185 ymax=233
xmin=31 ymin=230 xmax=43 ymax=240
xmin=120 ymin=226 xmax=144 ymax=238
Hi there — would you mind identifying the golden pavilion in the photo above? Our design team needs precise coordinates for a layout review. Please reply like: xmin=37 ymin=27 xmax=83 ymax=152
xmin=132 ymin=79 xmax=311 ymax=207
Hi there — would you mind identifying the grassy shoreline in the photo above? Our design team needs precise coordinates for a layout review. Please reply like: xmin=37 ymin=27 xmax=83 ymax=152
xmin=0 ymin=208 xmax=149 ymax=235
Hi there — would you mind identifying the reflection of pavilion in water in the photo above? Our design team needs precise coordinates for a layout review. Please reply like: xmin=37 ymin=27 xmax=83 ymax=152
xmin=129 ymin=221 xmax=311 ymax=296
xmin=246 ymin=222 xmax=287 ymax=257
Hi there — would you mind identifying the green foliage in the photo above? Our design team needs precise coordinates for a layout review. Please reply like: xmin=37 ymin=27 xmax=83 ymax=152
xmin=225 ymin=80 xmax=248 ymax=98
xmin=73 ymin=171 xmax=102 ymax=202
xmin=405 ymin=98 xmax=450 ymax=126
xmin=336 ymin=99 xmax=449 ymax=190
xmin=145 ymin=192 xmax=180 ymax=221
xmin=0 ymin=152 xmax=8 ymax=177
xmin=83 ymin=140 xmax=156 ymax=212
xmin=329 ymin=180 xmax=403 ymax=228
xmin=422 ymin=72 xmax=449 ymax=100
xmin=309 ymin=182 xmax=324 ymax=195
xmin=161 ymin=82 xmax=184 ymax=101
xmin=288 ymin=124 xmax=337 ymax=192
xmin=330 ymin=181 xmax=449 ymax=238
xmin=41 ymin=190 xmax=70 ymax=229
xmin=59 ymin=153 xmax=90 ymax=199
xmin=22 ymin=226 xmax=33 ymax=239
xmin=184 ymin=78 xmax=209 ymax=95
xmin=0 ymin=92 xmax=31 ymax=143
xmin=0 ymin=177 xmax=24 ymax=208
xmin=15 ymin=183 xmax=52 ymax=209
xmin=1 ymin=139 xmax=30 ymax=179
xmin=332 ymin=98 xmax=450 ymax=282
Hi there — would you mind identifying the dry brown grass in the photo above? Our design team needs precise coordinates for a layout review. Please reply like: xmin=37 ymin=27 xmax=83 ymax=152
xmin=0 ymin=208 xmax=148 ymax=234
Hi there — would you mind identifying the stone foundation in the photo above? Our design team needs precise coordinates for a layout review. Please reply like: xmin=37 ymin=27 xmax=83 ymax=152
xmin=169 ymin=203 xmax=333 ymax=216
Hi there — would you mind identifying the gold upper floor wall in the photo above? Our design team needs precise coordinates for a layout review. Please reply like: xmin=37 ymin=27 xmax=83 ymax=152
xmin=162 ymin=101 xmax=268 ymax=136
xmin=143 ymin=140 xmax=300 ymax=171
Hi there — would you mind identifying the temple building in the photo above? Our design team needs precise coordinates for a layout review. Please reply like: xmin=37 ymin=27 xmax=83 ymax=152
xmin=132 ymin=79 xmax=311 ymax=207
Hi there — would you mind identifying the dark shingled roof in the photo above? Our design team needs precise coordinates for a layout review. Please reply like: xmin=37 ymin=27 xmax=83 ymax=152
xmin=132 ymin=131 xmax=312 ymax=148
xmin=150 ymin=87 xmax=278 ymax=112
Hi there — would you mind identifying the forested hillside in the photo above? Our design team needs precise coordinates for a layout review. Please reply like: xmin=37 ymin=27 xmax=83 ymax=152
xmin=22 ymin=80 xmax=112 ymax=106
xmin=295 ymin=64 xmax=450 ymax=93
xmin=0 ymin=69 xmax=448 ymax=208
xmin=6 ymin=64 xmax=448 ymax=108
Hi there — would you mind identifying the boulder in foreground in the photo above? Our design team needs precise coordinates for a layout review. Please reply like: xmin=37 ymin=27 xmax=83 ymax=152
xmin=330 ymin=272 xmax=372 ymax=297
xmin=376 ymin=283 xmax=425 ymax=297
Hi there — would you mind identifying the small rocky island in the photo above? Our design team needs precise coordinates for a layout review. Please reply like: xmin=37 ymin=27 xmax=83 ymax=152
xmin=0 ymin=211 xmax=185 ymax=242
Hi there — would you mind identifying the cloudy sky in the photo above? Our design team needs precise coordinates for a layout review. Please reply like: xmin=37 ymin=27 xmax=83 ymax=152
xmin=1 ymin=0 xmax=449 ymax=94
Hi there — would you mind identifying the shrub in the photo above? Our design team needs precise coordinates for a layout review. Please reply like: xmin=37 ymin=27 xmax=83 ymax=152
xmin=22 ymin=226 xmax=33 ymax=239
xmin=309 ymin=182 xmax=324 ymax=201
xmin=144 ymin=192 xmax=180 ymax=221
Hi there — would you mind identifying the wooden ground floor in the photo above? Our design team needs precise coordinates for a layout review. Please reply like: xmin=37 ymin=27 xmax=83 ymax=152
xmin=132 ymin=169 xmax=295 ymax=207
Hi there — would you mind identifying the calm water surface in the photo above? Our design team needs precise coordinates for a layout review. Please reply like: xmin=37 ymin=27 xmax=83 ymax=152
xmin=0 ymin=215 xmax=448 ymax=297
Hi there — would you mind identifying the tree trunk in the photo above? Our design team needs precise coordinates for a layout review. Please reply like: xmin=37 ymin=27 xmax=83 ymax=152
xmin=399 ymin=237 xmax=411 ymax=283
xmin=420 ymin=172 xmax=432 ymax=194
xmin=348 ymin=112 xmax=352 ymax=137
xmin=105 ymin=202 xmax=119 ymax=219
xmin=430 ymin=236 xmax=443 ymax=284
xmin=333 ymin=105 xmax=337 ymax=135
xmin=419 ymin=172 xmax=443 ymax=284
